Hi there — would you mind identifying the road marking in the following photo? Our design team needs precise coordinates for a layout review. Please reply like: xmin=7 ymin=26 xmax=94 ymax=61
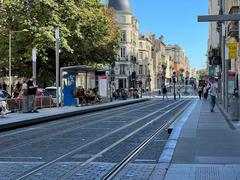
xmin=0 ymin=157 xmax=43 ymax=160
xmin=134 ymin=159 xmax=156 ymax=162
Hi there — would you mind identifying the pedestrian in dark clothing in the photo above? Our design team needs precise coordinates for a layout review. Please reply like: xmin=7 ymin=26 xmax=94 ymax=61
xmin=162 ymin=85 xmax=168 ymax=100
xmin=27 ymin=78 xmax=38 ymax=113
xmin=13 ymin=81 xmax=21 ymax=98
xmin=198 ymin=86 xmax=203 ymax=99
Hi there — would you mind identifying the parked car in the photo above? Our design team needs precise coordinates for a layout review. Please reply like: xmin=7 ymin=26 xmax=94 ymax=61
xmin=45 ymin=87 xmax=62 ymax=105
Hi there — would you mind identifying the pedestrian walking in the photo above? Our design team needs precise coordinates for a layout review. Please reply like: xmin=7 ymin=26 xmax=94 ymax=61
xmin=207 ymin=77 xmax=218 ymax=112
xmin=162 ymin=85 xmax=168 ymax=100
xmin=198 ymin=86 xmax=203 ymax=99
xmin=27 ymin=78 xmax=38 ymax=113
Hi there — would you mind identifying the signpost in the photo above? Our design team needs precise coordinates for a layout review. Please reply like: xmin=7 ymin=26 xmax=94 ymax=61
xmin=198 ymin=13 xmax=240 ymax=110
xmin=32 ymin=47 xmax=37 ymax=82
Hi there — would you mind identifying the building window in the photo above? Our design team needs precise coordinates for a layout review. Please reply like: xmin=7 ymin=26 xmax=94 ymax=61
xmin=139 ymin=65 xmax=143 ymax=74
xmin=121 ymin=30 xmax=127 ymax=42
xmin=121 ymin=47 xmax=126 ymax=57
xmin=139 ymin=42 xmax=143 ymax=48
xmin=139 ymin=52 xmax=143 ymax=59
xmin=120 ymin=16 xmax=126 ymax=23
xmin=120 ymin=65 xmax=125 ymax=74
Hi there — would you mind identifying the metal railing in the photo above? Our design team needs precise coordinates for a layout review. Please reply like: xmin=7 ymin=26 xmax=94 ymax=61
xmin=5 ymin=96 xmax=54 ymax=112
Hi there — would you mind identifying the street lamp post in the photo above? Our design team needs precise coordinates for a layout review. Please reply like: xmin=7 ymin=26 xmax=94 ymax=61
xmin=8 ymin=29 xmax=29 ymax=95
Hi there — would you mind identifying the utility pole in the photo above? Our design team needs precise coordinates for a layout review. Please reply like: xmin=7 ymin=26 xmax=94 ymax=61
xmin=173 ymin=72 xmax=176 ymax=100
xmin=198 ymin=0 xmax=240 ymax=112
xmin=55 ymin=27 xmax=60 ymax=107
xmin=32 ymin=47 xmax=37 ymax=83
xmin=219 ymin=0 xmax=227 ymax=109
xmin=9 ymin=32 xmax=12 ymax=95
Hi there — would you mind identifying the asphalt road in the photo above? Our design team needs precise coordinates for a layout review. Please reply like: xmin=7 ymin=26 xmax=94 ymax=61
xmin=0 ymin=98 xmax=193 ymax=180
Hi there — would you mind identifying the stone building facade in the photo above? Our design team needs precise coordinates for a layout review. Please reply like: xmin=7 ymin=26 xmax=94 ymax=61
xmin=109 ymin=0 xmax=138 ymax=89
xmin=108 ymin=0 xmax=191 ymax=90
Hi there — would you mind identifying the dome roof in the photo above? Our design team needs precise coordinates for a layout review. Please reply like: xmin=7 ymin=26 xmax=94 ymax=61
xmin=108 ymin=0 xmax=132 ymax=13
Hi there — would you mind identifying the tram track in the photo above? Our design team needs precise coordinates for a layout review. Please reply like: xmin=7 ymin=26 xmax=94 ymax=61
xmin=0 ymin=100 xmax=159 ymax=154
xmin=103 ymin=100 xmax=192 ymax=180
xmin=15 ymin=99 xmax=189 ymax=179
xmin=0 ymin=99 xmax=153 ymax=138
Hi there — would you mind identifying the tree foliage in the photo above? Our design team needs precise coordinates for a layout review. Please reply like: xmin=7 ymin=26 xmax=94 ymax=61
xmin=0 ymin=0 xmax=120 ymax=84
xmin=198 ymin=69 xmax=207 ymax=79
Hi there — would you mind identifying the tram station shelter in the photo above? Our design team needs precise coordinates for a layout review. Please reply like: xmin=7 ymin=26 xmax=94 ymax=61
xmin=60 ymin=65 xmax=108 ymax=106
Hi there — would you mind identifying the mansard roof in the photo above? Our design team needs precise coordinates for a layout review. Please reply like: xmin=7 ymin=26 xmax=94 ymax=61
xmin=108 ymin=0 xmax=132 ymax=13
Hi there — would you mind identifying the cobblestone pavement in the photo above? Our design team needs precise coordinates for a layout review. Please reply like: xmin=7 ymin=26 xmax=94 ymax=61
xmin=0 ymin=98 xmax=193 ymax=179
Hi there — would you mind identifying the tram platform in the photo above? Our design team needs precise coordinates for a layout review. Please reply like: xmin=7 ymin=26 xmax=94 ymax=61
xmin=150 ymin=99 xmax=240 ymax=180
xmin=0 ymin=98 xmax=148 ymax=132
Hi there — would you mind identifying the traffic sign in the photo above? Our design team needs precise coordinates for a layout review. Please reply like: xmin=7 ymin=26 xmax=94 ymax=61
xmin=198 ymin=14 xmax=240 ymax=22
xmin=209 ymin=66 xmax=216 ymax=76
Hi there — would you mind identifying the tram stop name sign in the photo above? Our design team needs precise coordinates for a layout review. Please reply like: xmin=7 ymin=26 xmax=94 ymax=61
xmin=227 ymin=43 xmax=238 ymax=59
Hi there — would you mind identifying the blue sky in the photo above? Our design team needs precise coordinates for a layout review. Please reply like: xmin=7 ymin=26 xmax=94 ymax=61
xmin=101 ymin=0 xmax=209 ymax=70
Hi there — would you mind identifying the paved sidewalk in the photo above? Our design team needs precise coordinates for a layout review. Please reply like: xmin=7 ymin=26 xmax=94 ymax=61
xmin=164 ymin=100 xmax=240 ymax=179
xmin=0 ymin=99 xmax=147 ymax=131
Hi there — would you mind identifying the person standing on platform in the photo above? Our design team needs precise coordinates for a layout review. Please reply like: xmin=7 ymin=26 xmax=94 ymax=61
xmin=27 ymin=78 xmax=38 ymax=113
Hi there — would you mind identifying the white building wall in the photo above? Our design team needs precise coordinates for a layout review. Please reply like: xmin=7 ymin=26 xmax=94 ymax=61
xmin=208 ymin=0 xmax=220 ymax=49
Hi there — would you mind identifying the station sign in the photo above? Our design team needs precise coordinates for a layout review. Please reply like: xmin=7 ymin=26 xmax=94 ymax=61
xmin=227 ymin=43 xmax=238 ymax=59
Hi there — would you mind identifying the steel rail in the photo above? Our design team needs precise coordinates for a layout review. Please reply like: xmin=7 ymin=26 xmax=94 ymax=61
xmin=58 ymin=100 xmax=190 ymax=179
xmin=0 ymin=100 xmax=152 ymax=137
xmin=103 ymin=101 xmax=192 ymax=180
xmin=16 ymin=100 xmax=183 ymax=180
xmin=0 ymin=101 xmax=157 ymax=154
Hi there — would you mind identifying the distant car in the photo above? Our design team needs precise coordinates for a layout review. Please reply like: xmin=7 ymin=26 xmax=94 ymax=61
xmin=45 ymin=87 xmax=62 ymax=105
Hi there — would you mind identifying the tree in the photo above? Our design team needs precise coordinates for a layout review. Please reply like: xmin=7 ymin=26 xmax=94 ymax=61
xmin=198 ymin=69 xmax=207 ymax=80
xmin=0 ymin=0 xmax=120 ymax=85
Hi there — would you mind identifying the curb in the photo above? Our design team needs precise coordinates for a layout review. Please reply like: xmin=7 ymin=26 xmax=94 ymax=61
xmin=149 ymin=100 xmax=198 ymax=180
xmin=0 ymin=99 xmax=148 ymax=132
xmin=217 ymin=103 xmax=236 ymax=130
